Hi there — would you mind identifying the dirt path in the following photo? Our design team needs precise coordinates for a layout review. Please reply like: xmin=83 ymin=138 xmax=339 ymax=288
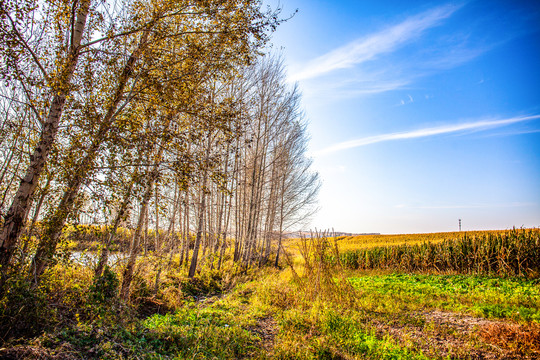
xmin=250 ymin=316 xmax=278 ymax=356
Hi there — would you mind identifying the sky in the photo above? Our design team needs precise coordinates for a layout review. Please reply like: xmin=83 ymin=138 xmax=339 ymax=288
xmin=267 ymin=0 xmax=540 ymax=234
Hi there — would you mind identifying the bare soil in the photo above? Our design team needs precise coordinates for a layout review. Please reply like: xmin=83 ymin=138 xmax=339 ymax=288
xmin=250 ymin=316 xmax=279 ymax=355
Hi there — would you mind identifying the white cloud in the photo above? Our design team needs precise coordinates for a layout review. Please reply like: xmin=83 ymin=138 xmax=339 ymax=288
xmin=315 ymin=114 xmax=540 ymax=155
xmin=290 ymin=3 xmax=463 ymax=81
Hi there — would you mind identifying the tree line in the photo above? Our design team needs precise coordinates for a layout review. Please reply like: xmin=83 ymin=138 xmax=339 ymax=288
xmin=0 ymin=0 xmax=319 ymax=298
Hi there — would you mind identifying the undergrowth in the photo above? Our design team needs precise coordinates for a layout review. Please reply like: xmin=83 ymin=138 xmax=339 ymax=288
xmin=2 ymin=229 xmax=540 ymax=359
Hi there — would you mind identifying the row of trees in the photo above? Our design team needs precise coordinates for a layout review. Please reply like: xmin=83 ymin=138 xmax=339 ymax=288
xmin=0 ymin=0 xmax=318 ymax=298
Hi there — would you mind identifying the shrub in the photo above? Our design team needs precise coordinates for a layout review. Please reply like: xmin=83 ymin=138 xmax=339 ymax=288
xmin=0 ymin=275 xmax=53 ymax=341
xmin=89 ymin=266 xmax=119 ymax=304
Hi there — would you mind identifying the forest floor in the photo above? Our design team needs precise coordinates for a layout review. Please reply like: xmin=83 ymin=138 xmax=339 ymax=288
xmin=2 ymin=265 xmax=539 ymax=359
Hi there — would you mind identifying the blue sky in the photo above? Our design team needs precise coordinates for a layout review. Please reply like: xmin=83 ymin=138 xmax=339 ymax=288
xmin=268 ymin=0 xmax=540 ymax=234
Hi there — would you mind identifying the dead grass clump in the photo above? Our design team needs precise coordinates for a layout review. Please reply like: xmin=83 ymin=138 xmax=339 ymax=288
xmin=288 ymin=231 xmax=359 ymax=309
xmin=480 ymin=322 xmax=540 ymax=357
xmin=257 ymin=279 xmax=298 ymax=310
xmin=0 ymin=342 xmax=77 ymax=360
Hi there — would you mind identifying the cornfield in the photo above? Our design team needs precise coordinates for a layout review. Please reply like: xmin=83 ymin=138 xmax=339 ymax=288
xmin=333 ymin=230 xmax=510 ymax=251
xmin=339 ymin=228 xmax=540 ymax=277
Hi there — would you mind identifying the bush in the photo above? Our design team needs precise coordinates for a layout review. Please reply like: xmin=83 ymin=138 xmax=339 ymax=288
xmin=89 ymin=266 xmax=119 ymax=304
xmin=179 ymin=272 xmax=223 ymax=298
xmin=0 ymin=275 xmax=53 ymax=341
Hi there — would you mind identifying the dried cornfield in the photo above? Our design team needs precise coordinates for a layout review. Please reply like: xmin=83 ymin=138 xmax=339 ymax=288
xmin=339 ymin=228 xmax=540 ymax=277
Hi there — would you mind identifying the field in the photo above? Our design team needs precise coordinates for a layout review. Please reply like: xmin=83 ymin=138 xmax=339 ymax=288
xmin=333 ymin=230 xmax=512 ymax=251
xmin=1 ymin=229 xmax=539 ymax=359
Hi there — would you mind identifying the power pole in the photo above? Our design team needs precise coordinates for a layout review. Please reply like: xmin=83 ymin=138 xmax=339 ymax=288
xmin=459 ymin=219 xmax=462 ymax=232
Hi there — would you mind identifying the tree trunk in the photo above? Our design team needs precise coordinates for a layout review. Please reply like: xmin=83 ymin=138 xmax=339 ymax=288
xmin=95 ymin=176 xmax=136 ymax=278
xmin=120 ymin=126 xmax=167 ymax=300
xmin=119 ymin=167 xmax=158 ymax=300
xmin=29 ymin=28 xmax=152 ymax=281
xmin=188 ymin=175 xmax=207 ymax=278
xmin=18 ymin=174 xmax=51 ymax=270
xmin=153 ymin=181 xmax=178 ymax=295
xmin=0 ymin=0 xmax=91 ymax=271
xmin=274 ymin=172 xmax=287 ymax=268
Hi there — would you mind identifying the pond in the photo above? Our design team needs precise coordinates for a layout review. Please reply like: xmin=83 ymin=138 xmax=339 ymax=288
xmin=70 ymin=251 xmax=128 ymax=267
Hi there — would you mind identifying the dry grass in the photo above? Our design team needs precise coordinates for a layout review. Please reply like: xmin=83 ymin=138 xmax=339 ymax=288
xmin=480 ymin=322 xmax=540 ymax=358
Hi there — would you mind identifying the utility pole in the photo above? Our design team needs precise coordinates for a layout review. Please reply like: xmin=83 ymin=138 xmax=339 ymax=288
xmin=459 ymin=219 xmax=462 ymax=232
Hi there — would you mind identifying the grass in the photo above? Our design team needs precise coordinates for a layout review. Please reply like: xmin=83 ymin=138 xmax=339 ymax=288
xmin=349 ymin=273 xmax=540 ymax=322
xmin=274 ymin=230 xmax=540 ymax=359
xmin=275 ymin=307 xmax=431 ymax=360
xmin=141 ymin=303 xmax=260 ymax=359
xmin=2 ymin=229 xmax=540 ymax=359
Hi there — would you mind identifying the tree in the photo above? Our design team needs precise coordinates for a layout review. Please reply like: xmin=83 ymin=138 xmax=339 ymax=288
xmin=0 ymin=0 xmax=279 ymax=280
xmin=0 ymin=0 xmax=92 ymax=270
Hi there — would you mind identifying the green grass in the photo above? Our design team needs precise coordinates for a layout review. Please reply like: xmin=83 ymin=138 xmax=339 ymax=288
xmin=4 ymin=267 xmax=540 ymax=359
xmin=349 ymin=273 xmax=540 ymax=322
xmin=142 ymin=304 xmax=259 ymax=359
xmin=276 ymin=306 xmax=430 ymax=360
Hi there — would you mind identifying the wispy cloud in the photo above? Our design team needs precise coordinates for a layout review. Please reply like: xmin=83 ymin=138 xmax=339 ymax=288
xmin=396 ymin=94 xmax=414 ymax=106
xmin=290 ymin=3 xmax=463 ymax=81
xmin=316 ymin=114 xmax=540 ymax=155
xmin=301 ymin=78 xmax=412 ymax=99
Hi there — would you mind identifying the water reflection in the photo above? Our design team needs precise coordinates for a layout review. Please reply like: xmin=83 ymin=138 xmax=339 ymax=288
xmin=70 ymin=251 xmax=128 ymax=267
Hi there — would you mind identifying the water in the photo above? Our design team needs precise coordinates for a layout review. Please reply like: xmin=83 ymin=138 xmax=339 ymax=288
xmin=70 ymin=251 xmax=128 ymax=267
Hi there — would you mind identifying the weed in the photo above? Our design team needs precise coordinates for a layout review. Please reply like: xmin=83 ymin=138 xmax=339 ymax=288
xmin=89 ymin=266 xmax=119 ymax=304
xmin=349 ymin=274 xmax=540 ymax=322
